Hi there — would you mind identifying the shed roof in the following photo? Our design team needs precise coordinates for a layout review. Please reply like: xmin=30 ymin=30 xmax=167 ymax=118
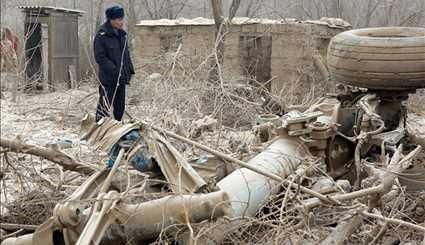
xmin=18 ymin=5 xmax=84 ymax=15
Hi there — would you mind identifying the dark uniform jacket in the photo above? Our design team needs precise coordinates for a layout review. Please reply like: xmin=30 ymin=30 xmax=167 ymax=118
xmin=94 ymin=21 xmax=135 ymax=86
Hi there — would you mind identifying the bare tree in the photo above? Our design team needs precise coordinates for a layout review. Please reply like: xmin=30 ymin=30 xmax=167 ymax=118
xmin=208 ymin=0 xmax=240 ymax=83
xmin=139 ymin=0 xmax=190 ymax=20
xmin=363 ymin=0 xmax=381 ymax=27
xmin=243 ymin=0 xmax=262 ymax=17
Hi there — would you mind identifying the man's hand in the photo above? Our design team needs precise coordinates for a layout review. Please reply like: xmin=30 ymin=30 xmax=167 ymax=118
xmin=126 ymin=74 xmax=133 ymax=85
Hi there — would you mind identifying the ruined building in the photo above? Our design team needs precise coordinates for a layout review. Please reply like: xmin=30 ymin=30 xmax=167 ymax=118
xmin=133 ymin=17 xmax=350 ymax=96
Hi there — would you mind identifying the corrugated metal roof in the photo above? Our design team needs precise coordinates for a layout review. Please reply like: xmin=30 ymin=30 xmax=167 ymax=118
xmin=18 ymin=5 xmax=85 ymax=15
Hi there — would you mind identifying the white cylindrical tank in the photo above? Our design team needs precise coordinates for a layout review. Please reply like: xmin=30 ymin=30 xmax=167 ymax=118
xmin=217 ymin=135 xmax=311 ymax=217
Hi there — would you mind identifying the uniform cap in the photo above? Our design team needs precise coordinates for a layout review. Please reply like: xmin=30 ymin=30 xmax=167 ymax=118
xmin=105 ymin=5 xmax=124 ymax=20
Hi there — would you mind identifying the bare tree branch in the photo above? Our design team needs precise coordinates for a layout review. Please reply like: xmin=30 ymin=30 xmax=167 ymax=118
xmin=0 ymin=137 xmax=97 ymax=175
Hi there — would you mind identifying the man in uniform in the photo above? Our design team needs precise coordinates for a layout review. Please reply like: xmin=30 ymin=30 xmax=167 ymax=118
xmin=94 ymin=5 xmax=135 ymax=122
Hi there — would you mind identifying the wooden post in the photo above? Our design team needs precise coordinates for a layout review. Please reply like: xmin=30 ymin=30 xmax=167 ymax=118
xmin=41 ymin=23 xmax=49 ymax=92
xmin=68 ymin=65 xmax=77 ymax=88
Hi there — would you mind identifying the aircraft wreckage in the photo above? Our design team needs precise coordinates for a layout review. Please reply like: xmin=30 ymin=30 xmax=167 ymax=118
xmin=2 ymin=27 xmax=425 ymax=244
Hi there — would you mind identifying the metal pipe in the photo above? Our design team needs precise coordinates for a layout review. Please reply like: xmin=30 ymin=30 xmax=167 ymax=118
xmin=149 ymin=124 xmax=332 ymax=204
xmin=113 ymin=191 xmax=231 ymax=239
xmin=217 ymin=136 xmax=311 ymax=217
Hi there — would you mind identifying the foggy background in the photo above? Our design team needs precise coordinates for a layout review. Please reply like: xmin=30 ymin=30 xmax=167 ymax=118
xmin=2 ymin=0 xmax=424 ymax=78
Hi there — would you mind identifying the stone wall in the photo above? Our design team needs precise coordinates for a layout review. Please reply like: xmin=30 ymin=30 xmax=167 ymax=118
xmin=133 ymin=20 xmax=347 ymax=97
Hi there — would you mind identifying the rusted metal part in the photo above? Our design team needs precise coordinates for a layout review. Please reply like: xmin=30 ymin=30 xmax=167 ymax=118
xmin=189 ymin=156 xmax=236 ymax=185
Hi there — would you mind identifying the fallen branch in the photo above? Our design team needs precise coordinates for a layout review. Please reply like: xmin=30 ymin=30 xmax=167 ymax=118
xmin=320 ymin=215 xmax=364 ymax=245
xmin=0 ymin=137 xmax=97 ymax=175
xmin=369 ymin=222 xmax=388 ymax=245
xmin=313 ymin=51 xmax=329 ymax=81
xmin=1 ymin=229 xmax=25 ymax=240
xmin=0 ymin=223 xmax=38 ymax=230
xmin=360 ymin=210 xmax=425 ymax=233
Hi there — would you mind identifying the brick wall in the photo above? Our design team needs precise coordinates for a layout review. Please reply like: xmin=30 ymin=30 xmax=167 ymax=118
xmin=133 ymin=21 xmax=346 ymax=97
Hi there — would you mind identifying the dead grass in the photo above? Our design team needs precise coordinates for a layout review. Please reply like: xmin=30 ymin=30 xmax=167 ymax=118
xmin=0 ymin=190 xmax=66 ymax=225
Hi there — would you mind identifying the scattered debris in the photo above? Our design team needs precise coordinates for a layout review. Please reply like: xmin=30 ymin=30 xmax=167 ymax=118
xmin=190 ymin=115 xmax=217 ymax=138
xmin=1 ymin=27 xmax=425 ymax=245
xmin=81 ymin=115 xmax=207 ymax=193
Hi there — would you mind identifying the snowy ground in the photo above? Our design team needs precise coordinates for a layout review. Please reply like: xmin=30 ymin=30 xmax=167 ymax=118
xmin=1 ymin=86 xmax=95 ymax=143
xmin=0 ymin=87 xmax=101 ymax=220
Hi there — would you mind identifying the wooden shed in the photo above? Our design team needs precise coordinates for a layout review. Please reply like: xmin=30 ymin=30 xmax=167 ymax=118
xmin=19 ymin=6 xmax=83 ymax=91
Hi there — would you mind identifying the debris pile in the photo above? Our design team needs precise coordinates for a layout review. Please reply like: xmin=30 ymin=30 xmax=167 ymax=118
xmin=2 ymin=84 xmax=425 ymax=244
xmin=1 ymin=27 xmax=425 ymax=245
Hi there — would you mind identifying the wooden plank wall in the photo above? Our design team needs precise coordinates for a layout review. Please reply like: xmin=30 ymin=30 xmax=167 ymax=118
xmin=49 ymin=12 xmax=79 ymax=90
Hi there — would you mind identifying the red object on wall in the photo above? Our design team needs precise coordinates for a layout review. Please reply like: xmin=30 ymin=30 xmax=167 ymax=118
xmin=3 ymin=28 xmax=20 ymax=53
